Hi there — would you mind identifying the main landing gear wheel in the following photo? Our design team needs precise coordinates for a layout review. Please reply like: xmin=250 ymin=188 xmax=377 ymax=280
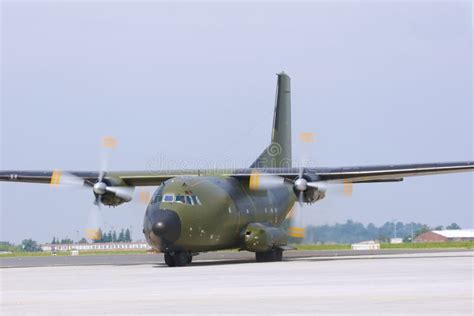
xmin=164 ymin=252 xmax=192 ymax=267
xmin=255 ymin=248 xmax=283 ymax=262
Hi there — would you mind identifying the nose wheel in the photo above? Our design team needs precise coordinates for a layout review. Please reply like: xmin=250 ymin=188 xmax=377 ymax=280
xmin=164 ymin=251 xmax=193 ymax=267
xmin=255 ymin=248 xmax=283 ymax=262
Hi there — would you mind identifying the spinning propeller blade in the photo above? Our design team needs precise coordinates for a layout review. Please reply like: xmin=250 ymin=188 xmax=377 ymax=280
xmin=249 ymin=172 xmax=286 ymax=191
xmin=50 ymin=171 xmax=87 ymax=188
xmin=86 ymin=202 xmax=102 ymax=241
xmin=86 ymin=137 xmax=118 ymax=240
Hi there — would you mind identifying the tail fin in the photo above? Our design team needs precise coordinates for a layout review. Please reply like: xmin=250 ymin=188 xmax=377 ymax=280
xmin=251 ymin=72 xmax=292 ymax=169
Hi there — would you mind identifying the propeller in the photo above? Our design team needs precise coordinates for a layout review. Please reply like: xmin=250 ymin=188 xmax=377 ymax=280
xmin=85 ymin=203 xmax=102 ymax=240
xmin=50 ymin=137 xmax=136 ymax=241
xmin=287 ymin=165 xmax=310 ymax=241
xmin=249 ymin=132 xmax=353 ymax=241
xmin=289 ymin=132 xmax=353 ymax=241
xmin=86 ymin=137 xmax=128 ymax=241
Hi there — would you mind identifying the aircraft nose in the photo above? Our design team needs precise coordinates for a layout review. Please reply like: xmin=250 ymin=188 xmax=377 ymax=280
xmin=151 ymin=209 xmax=181 ymax=243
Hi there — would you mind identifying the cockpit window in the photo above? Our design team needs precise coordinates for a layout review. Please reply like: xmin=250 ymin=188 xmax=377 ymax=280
xmin=194 ymin=196 xmax=202 ymax=205
xmin=157 ymin=194 xmax=202 ymax=206
xmin=163 ymin=194 xmax=175 ymax=202
xmin=150 ymin=186 xmax=164 ymax=205
xmin=186 ymin=195 xmax=194 ymax=205
xmin=152 ymin=195 xmax=162 ymax=204
xmin=175 ymin=195 xmax=186 ymax=204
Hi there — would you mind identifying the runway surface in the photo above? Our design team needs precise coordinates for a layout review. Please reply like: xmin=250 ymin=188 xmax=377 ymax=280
xmin=1 ymin=250 xmax=473 ymax=315
xmin=1 ymin=248 xmax=471 ymax=268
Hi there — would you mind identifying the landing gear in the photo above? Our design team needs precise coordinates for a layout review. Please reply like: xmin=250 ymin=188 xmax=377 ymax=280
xmin=164 ymin=252 xmax=175 ymax=267
xmin=164 ymin=251 xmax=193 ymax=267
xmin=255 ymin=248 xmax=283 ymax=262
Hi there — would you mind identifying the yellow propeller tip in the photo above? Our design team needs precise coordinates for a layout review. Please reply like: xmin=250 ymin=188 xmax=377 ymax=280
xmin=249 ymin=172 xmax=260 ymax=191
xmin=50 ymin=170 xmax=62 ymax=187
xmin=102 ymin=137 xmax=118 ymax=149
xmin=299 ymin=132 xmax=316 ymax=143
xmin=139 ymin=191 xmax=151 ymax=204
xmin=85 ymin=229 xmax=102 ymax=241
xmin=288 ymin=227 xmax=305 ymax=238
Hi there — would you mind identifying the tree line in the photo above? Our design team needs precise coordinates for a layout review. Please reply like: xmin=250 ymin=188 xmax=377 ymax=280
xmin=301 ymin=220 xmax=462 ymax=244
xmin=0 ymin=239 xmax=42 ymax=252
xmin=0 ymin=228 xmax=135 ymax=253
xmin=51 ymin=228 xmax=133 ymax=244
xmin=91 ymin=228 xmax=132 ymax=243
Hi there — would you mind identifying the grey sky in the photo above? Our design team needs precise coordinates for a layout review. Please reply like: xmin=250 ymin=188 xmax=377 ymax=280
xmin=1 ymin=1 xmax=472 ymax=243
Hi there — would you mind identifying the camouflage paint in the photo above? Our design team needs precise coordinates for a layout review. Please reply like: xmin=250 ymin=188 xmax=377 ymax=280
xmin=143 ymin=176 xmax=297 ymax=253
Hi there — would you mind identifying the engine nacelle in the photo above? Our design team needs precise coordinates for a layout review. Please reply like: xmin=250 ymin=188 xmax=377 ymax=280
xmin=93 ymin=178 xmax=133 ymax=207
xmin=301 ymin=187 xmax=326 ymax=204
xmin=241 ymin=223 xmax=287 ymax=252
xmin=99 ymin=193 xmax=127 ymax=207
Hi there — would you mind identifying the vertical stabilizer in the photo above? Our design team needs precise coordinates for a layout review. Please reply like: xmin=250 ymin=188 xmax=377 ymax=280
xmin=251 ymin=72 xmax=292 ymax=168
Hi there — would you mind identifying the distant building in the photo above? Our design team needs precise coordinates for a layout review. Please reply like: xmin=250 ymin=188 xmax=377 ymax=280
xmin=414 ymin=229 xmax=474 ymax=243
xmin=390 ymin=238 xmax=403 ymax=244
xmin=41 ymin=242 xmax=151 ymax=252
xmin=351 ymin=241 xmax=380 ymax=250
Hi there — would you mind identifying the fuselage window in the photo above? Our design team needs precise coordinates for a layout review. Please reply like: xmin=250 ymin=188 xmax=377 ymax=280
xmin=163 ymin=194 xmax=175 ymax=202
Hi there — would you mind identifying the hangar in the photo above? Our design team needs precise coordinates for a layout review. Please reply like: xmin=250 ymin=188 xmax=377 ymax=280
xmin=414 ymin=229 xmax=474 ymax=243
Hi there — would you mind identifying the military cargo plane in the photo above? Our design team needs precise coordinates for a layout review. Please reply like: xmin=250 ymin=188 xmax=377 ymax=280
xmin=1 ymin=72 xmax=473 ymax=266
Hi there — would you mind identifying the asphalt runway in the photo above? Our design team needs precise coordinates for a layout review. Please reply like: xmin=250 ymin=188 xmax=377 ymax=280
xmin=1 ymin=250 xmax=473 ymax=315
xmin=1 ymin=248 xmax=472 ymax=268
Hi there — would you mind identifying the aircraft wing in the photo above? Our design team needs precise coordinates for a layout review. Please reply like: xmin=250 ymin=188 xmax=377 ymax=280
xmin=0 ymin=170 xmax=225 ymax=187
xmin=310 ymin=161 xmax=474 ymax=183
xmin=0 ymin=162 xmax=473 ymax=187
xmin=0 ymin=171 xmax=100 ymax=185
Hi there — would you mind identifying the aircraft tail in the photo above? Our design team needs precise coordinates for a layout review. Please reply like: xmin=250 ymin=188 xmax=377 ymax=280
xmin=251 ymin=72 xmax=292 ymax=168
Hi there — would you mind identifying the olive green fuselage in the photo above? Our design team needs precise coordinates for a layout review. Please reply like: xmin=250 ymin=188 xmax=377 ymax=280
xmin=143 ymin=176 xmax=296 ymax=253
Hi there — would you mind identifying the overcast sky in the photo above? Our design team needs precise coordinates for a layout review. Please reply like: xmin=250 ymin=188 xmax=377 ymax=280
xmin=1 ymin=1 xmax=472 ymax=243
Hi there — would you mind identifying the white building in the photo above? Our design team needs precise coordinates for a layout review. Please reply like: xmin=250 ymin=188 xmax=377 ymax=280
xmin=41 ymin=242 xmax=151 ymax=252
xmin=351 ymin=241 xmax=380 ymax=250
xmin=390 ymin=238 xmax=403 ymax=244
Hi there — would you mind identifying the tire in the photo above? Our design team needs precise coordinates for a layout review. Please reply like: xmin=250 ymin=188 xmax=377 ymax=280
xmin=173 ymin=252 xmax=189 ymax=267
xmin=164 ymin=252 xmax=191 ymax=267
xmin=256 ymin=251 xmax=273 ymax=262
xmin=164 ymin=253 xmax=175 ymax=267
xmin=255 ymin=249 xmax=283 ymax=262
xmin=255 ymin=252 xmax=267 ymax=262
xmin=274 ymin=249 xmax=283 ymax=261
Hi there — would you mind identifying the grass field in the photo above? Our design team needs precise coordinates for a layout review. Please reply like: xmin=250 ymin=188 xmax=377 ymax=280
xmin=295 ymin=241 xmax=474 ymax=250
xmin=1 ymin=242 xmax=472 ymax=258
xmin=379 ymin=241 xmax=473 ymax=249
